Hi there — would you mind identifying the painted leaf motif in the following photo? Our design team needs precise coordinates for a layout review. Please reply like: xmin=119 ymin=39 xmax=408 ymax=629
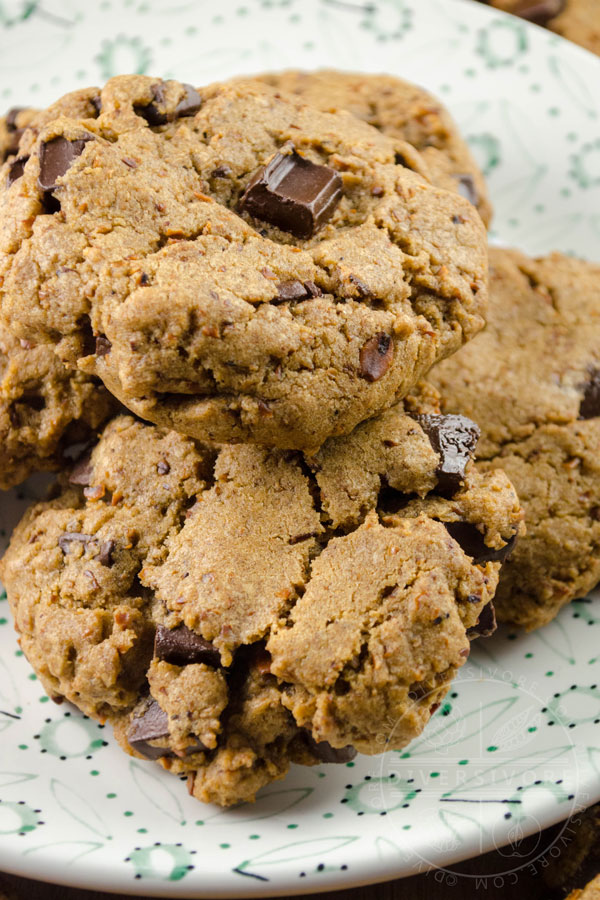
xmin=533 ymin=616 xmax=576 ymax=665
xmin=129 ymin=761 xmax=185 ymax=825
xmin=235 ymin=835 xmax=358 ymax=878
xmin=405 ymin=696 xmax=517 ymax=756
xmin=23 ymin=841 xmax=103 ymax=865
xmin=374 ymin=836 xmax=410 ymax=863
xmin=442 ymin=745 xmax=574 ymax=797
xmin=50 ymin=779 xmax=110 ymax=838
xmin=203 ymin=787 xmax=313 ymax=824
xmin=489 ymin=707 xmax=542 ymax=753
xmin=0 ymin=657 xmax=20 ymax=711
xmin=549 ymin=54 xmax=597 ymax=117
xmin=438 ymin=808 xmax=490 ymax=851
xmin=0 ymin=771 xmax=37 ymax=788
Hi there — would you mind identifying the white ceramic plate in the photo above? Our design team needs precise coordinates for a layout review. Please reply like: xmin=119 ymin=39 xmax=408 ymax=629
xmin=1 ymin=0 xmax=600 ymax=896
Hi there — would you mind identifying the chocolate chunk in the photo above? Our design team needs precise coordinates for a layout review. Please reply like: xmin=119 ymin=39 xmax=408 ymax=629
xmin=455 ymin=174 xmax=479 ymax=208
xmin=136 ymin=83 xmax=201 ymax=126
xmin=58 ymin=532 xmax=94 ymax=553
xmin=98 ymin=539 xmax=115 ymax=567
xmin=359 ymin=333 xmax=394 ymax=382
xmin=127 ymin=699 xmax=206 ymax=760
xmin=513 ymin=0 xmax=565 ymax=24
xmin=154 ymin=624 xmax=221 ymax=668
xmin=304 ymin=733 xmax=356 ymax=764
xmin=274 ymin=280 xmax=322 ymax=303
xmin=6 ymin=107 xmax=24 ymax=130
xmin=579 ymin=368 xmax=600 ymax=419
xmin=239 ymin=150 xmax=342 ymax=240
xmin=38 ymin=136 xmax=93 ymax=192
xmin=444 ymin=522 xmax=517 ymax=564
xmin=90 ymin=95 xmax=102 ymax=116
xmin=211 ymin=164 xmax=232 ymax=178
xmin=467 ymin=602 xmax=497 ymax=639
xmin=157 ymin=460 xmax=170 ymax=475
xmin=7 ymin=155 xmax=28 ymax=187
xmin=349 ymin=274 xmax=371 ymax=298
xmin=95 ymin=335 xmax=111 ymax=357
xmin=412 ymin=413 xmax=480 ymax=495
xmin=68 ymin=455 xmax=93 ymax=486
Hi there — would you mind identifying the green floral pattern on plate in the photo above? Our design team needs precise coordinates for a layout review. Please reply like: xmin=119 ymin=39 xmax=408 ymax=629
xmin=0 ymin=0 xmax=600 ymax=895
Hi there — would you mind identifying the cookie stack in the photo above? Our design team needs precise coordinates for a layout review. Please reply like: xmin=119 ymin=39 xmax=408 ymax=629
xmin=0 ymin=69 xmax=595 ymax=809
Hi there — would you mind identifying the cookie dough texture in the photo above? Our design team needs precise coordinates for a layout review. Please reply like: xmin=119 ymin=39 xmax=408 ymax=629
xmin=478 ymin=0 xmax=600 ymax=56
xmin=0 ymin=75 xmax=488 ymax=451
xmin=257 ymin=69 xmax=492 ymax=226
xmin=431 ymin=248 xmax=600 ymax=630
xmin=1 ymin=388 xmax=522 ymax=805
xmin=0 ymin=323 xmax=116 ymax=489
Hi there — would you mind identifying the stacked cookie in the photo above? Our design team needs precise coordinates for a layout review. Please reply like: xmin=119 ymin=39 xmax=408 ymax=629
xmin=0 ymin=68 xmax=593 ymax=809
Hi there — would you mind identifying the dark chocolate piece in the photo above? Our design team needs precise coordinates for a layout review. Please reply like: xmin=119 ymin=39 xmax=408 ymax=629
xmin=90 ymin=95 xmax=102 ymax=116
xmin=135 ymin=83 xmax=201 ymax=126
xmin=38 ymin=136 xmax=93 ymax=192
xmin=127 ymin=699 xmax=206 ymax=760
xmin=304 ymin=733 xmax=356 ymax=763
xmin=68 ymin=456 xmax=93 ymax=486
xmin=58 ymin=532 xmax=94 ymax=553
xmin=513 ymin=0 xmax=565 ymax=24
xmin=274 ymin=280 xmax=322 ymax=303
xmin=7 ymin=155 xmax=28 ymax=187
xmin=579 ymin=368 xmax=600 ymax=419
xmin=211 ymin=164 xmax=232 ymax=178
xmin=239 ymin=150 xmax=342 ymax=239
xmin=444 ymin=521 xmax=517 ymax=564
xmin=454 ymin=174 xmax=479 ymax=208
xmin=359 ymin=333 xmax=394 ymax=382
xmin=412 ymin=413 xmax=480 ymax=495
xmin=5 ymin=107 xmax=24 ymax=130
xmin=467 ymin=602 xmax=497 ymax=639
xmin=98 ymin=539 xmax=115 ymax=567
xmin=95 ymin=335 xmax=111 ymax=357
xmin=157 ymin=460 xmax=170 ymax=475
xmin=154 ymin=624 xmax=221 ymax=668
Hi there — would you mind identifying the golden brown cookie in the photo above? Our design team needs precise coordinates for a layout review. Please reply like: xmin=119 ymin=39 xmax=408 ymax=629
xmin=431 ymin=247 xmax=600 ymax=629
xmin=256 ymin=69 xmax=492 ymax=226
xmin=0 ymin=75 xmax=488 ymax=451
xmin=476 ymin=0 xmax=600 ymax=56
xmin=1 ymin=386 xmax=522 ymax=806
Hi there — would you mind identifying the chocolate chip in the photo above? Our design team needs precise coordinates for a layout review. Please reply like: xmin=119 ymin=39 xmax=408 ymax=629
xmin=408 ymin=683 xmax=430 ymax=701
xmin=454 ymin=174 xmax=479 ymax=208
xmin=394 ymin=151 xmax=409 ymax=167
xmin=68 ymin=456 xmax=93 ymax=486
xmin=6 ymin=107 xmax=24 ymax=130
xmin=467 ymin=602 xmax=497 ymax=639
xmin=98 ymin=539 xmax=115 ymax=567
xmin=135 ymin=83 xmax=201 ymax=126
xmin=359 ymin=333 xmax=394 ymax=382
xmin=513 ymin=0 xmax=565 ymax=24
xmin=411 ymin=413 xmax=480 ymax=495
xmin=349 ymin=274 xmax=371 ymax=298
xmin=7 ymin=155 xmax=28 ymax=187
xmin=211 ymin=165 xmax=232 ymax=178
xmin=579 ymin=368 xmax=600 ymax=419
xmin=90 ymin=95 xmax=102 ymax=116
xmin=95 ymin=335 xmax=111 ymax=357
xmin=58 ymin=532 xmax=94 ymax=553
xmin=444 ymin=522 xmax=518 ymax=564
xmin=157 ymin=460 xmax=170 ymax=475
xmin=303 ymin=733 xmax=357 ymax=764
xmin=139 ymin=273 xmax=150 ymax=286
xmin=127 ymin=699 xmax=206 ymax=760
xmin=239 ymin=150 xmax=342 ymax=240
xmin=154 ymin=624 xmax=221 ymax=668
xmin=274 ymin=280 xmax=322 ymax=303
xmin=38 ymin=136 xmax=93 ymax=192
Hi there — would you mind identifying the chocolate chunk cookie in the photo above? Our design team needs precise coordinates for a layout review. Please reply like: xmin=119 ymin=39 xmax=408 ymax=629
xmin=256 ymin=69 xmax=492 ymax=226
xmin=0 ymin=323 xmax=116 ymax=489
xmin=0 ymin=387 xmax=522 ymax=806
xmin=476 ymin=0 xmax=600 ymax=56
xmin=431 ymin=248 xmax=600 ymax=630
xmin=0 ymin=75 xmax=488 ymax=451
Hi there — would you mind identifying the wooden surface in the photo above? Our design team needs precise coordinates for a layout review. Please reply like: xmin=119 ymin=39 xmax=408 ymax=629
xmin=0 ymin=825 xmax=565 ymax=899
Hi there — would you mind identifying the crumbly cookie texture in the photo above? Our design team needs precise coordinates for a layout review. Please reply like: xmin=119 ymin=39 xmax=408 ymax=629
xmin=477 ymin=0 xmax=600 ymax=56
xmin=431 ymin=247 xmax=600 ymax=630
xmin=0 ymin=323 xmax=117 ymax=490
xmin=0 ymin=75 xmax=488 ymax=451
xmin=256 ymin=69 xmax=492 ymax=226
xmin=1 ymin=386 xmax=523 ymax=806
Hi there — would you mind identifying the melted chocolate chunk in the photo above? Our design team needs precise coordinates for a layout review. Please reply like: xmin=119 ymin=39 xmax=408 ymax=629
xmin=274 ymin=280 xmax=322 ymax=303
xmin=154 ymin=624 xmax=221 ymax=668
xmin=38 ymin=136 xmax=93 ymax=192
xmin=513 ymin=0 xmax=565 ymax=24
xmin=412 ymin=413 xmax=480 ymax=495
xmin=359 ymin=333 xmax=394 ymax=382
xmin=467 ymin=602 xmax=497 ymax=639
xmin=58 ymin=532 xmax=94 ymax=553
xmin=444 ymin=522 xmax=517 ymax=564
xmin=135 ymin=83 xmax=201 ymax=126
xmin=304 ymin=733 xmax=357 ymax=763
xmin=98 ymin=539 xmax=115 ymax=567
xmin=579 ymin=369 xmax=600 ymax=419
xmin=7 ymin=155 xmax=28 ymax=187
xmin=68 ymin=456 xmax=93 ymax=486
xmin=90 ymin=95 xmax=102 ymax=116
xmin=5 ymin=107 xmax=24 ymax=130
xmin=455 ymin=174 xmax=479 ymax=208
xmin=239 ymin=150 xmax=342 ymax=239
xmin=95 ymin=335 xmax=112 ymax=357
xmin=128 ymin=699 xmax=206 ymax=760
xmin=211 ymin=164 xmax=232 ymax=178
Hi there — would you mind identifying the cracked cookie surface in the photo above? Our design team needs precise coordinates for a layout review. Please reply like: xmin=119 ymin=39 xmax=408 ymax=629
xmin=1 ymin=384 xmax=522 ymax=805
xmin=431 ymin=247 xmax=600 ymax=629
xmin=0 ymin=75 xmax=487 ymax=451
xmin=256 ymin=69 xmax=492 ymax=226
